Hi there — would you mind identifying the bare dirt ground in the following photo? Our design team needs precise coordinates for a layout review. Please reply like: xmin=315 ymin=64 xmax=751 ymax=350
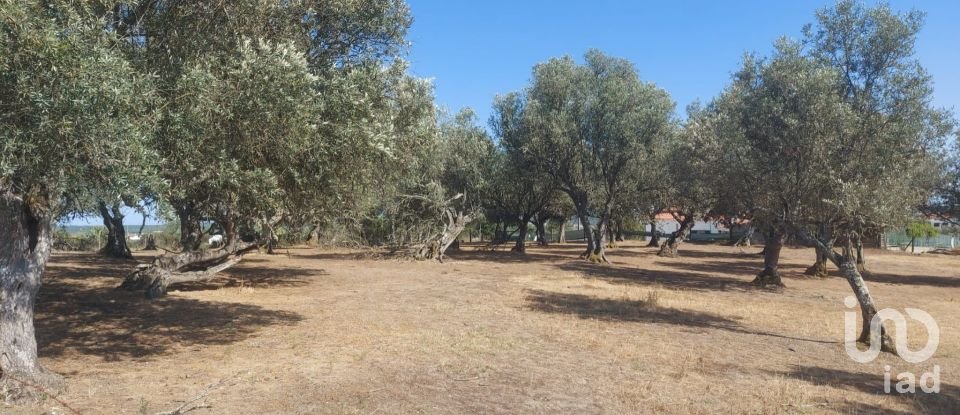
xmin=7 ymin=241 xmax=960 ymax=414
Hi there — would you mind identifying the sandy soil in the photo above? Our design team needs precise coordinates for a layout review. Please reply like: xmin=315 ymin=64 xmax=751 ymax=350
xmin=6 ymin=241 xmax=959 ymax=414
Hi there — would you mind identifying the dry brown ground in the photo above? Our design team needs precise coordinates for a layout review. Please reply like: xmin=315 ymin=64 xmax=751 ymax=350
xmin=6 ymin=241 xmax=960 ymax=414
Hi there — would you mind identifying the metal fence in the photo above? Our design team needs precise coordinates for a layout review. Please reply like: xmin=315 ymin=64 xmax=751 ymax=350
xmin=885 ymin=231 xmax=957 ymax=250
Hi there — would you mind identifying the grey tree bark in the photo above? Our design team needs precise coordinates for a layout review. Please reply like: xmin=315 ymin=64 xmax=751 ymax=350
xmin=793 ymin=224 xmax=897 ymax=354
xmin=535 ymin=217 xmax=549 ymax=246
xmin=121 ymin=240 xmax=257 ymax=299
xmin=753 ymin=227 xmax=786 ymax=287
xmin=412 ymin=209 xmax=476 ymax=262
xmin=657 ymin=214 xmax=695 ymax=257
xmin=805 ymin=225 xmax=832 ymax=277
xmin=98 ymin=201 xmax=132 ymax=259
xmin=0 ymin=192 xmax=64 ymax=400
xmin=176 ymin=206 xmax=203 ymax=251
xmin=646 ymin=220 xmax=660 ymax=247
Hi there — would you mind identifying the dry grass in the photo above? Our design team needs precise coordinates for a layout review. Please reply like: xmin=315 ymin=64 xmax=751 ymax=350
xmin=7 ymin=241 xmax=959 ymax=414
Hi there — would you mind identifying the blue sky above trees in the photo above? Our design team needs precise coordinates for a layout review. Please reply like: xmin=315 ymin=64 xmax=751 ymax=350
xmin=406 ymin=0 xmax=958 ymax=125
xmin=72 ymin=0 xmax=959 ymax=227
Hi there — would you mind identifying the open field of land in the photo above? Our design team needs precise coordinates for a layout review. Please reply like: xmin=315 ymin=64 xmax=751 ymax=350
xmin=9 ymin=242 xmax=960 ymax=414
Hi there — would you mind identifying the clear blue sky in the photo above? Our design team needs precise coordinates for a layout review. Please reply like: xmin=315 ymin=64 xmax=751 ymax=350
xmin=405 ymin=0 xmax=959 ymax=126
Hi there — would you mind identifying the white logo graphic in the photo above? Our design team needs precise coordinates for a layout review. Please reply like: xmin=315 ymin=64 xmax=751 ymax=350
xmin=843 ymin=296 xmax=941 ymax=394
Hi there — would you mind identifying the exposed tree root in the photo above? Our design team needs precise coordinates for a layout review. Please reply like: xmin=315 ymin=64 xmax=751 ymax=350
xmin=585 ymin=252 xmax=608 ymax=263
xmin=752 ymin=269 xmax=785 ymax=288
xmin=657 ymin=243 xmax=678 ymax=258
xmin=804 ymin=262 xmax=829 ymax=278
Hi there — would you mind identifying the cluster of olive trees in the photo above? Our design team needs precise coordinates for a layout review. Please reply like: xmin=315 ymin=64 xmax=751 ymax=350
xmin=0 ymin=0 xmax=428 ymax=397
xmin=483 ymin=1 xmax=955 ymax=355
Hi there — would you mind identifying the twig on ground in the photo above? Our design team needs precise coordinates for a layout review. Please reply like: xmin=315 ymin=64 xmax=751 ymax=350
xmin=155 ymin=371 xmax=246 ymax=415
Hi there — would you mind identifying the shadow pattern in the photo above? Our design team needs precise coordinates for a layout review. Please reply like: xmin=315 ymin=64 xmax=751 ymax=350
xmin=769 ymin=365 xmax=960 ymax=415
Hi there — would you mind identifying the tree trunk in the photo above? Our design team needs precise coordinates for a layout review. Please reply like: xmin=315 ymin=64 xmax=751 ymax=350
xmin=576 ymin=209 xmax=607 ymax=263
xmin=305 ymin=222 xmax=320 ymax=246
xmin=734 ymin=225 xmax=754 ymax=247
xmin=143 ymin=234 xmax=157 ymax=251
xmin=0 ymin=192 xmax=64 ymax=400
xmin=753 ymin=228 xmax=786 ymax=287
xmin=855 ymin=234 xmax=867 ymax=274
xmin=646 ymin=220 xmax=660 ymax=247
xmin=606 ymin=221 xmax=617 ymax=248
xmin=513 ymin=219 xmax=528 ymax=253
xmin=412 ymin=210 xmax=475 ymax=262
xmin=657 ymin=215 xmax=695 ymax=257
xmin=793 ymin=224 xmax=897 ymax=354
xmin=176 ymin=206 xmax=202 ymax=251
xmin=805 ymin=245 xmax=831 ymax=277
xmin=536 ymin=218 xmax=548 ymax=246
xmin=576 ymin=210 xmax=592 ymax=253
xmin=838 ymin=247 xmax=895 ymax=353
xmin=805 ymin=225 xmax=832 ymax=277
xmin=98 ymin=201 xmax=132 ymax=259
xmin=120 ymin=241 xmax=257 ymax=299
xmin=557 ymin=220 xmax=566 ymax=243
xmin=587 ymin=220 xmax=609 ymax=262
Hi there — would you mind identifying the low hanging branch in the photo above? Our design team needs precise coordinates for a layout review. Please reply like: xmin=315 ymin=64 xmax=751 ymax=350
xmin=120 ymin=241 xmax=258 ymax=299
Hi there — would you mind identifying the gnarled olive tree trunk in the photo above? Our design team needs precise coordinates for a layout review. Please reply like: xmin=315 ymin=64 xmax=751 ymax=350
xmin=0 ymin=192 xmax=64 ymax=400
xmin=657 ymin=214 xmax=695 ymax=257
xmin=412 ymin=209 xmax=476 ymax=262
xmin=854 ymin=233 xmax=867 ymax=273
xmin=121 ymin=240 xmax=257 ymax=299
xmin=753 ymin=227 xmax=786 ymax=287
xmin=512 ymin=215 xmax=531 ymax=253
xmin=98 ymin=201 xmax=132 ymax=259
xmin=575 ymin=210 xmax=608 ymax=263
xmin=535 ymin=217 xmax=549 ymax=247
xmin=176 ymin=205 xmax=203 ymax=251
xmin=646 ymin=220 xmax=660 ymax=247
xmin=794 ymin=225 xmax=896 ymax=354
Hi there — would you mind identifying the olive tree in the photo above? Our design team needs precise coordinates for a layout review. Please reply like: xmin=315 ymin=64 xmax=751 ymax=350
xmin=724 ymin=0 xmax=953 ymax=351
xmin=490 ymin=93 xmax=558 ymax=253
xmin=800 ymin=0 xmax=954 ymax=275
xmin=511 ymin=50 xmax=675 ymax=262
xmin=116 ymin=2 xmax=323 ymax=297
xmin=0 ymin=1 xmax=156 ymax=397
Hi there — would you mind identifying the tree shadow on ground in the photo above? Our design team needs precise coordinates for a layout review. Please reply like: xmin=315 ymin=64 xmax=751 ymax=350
xmin=863 ymin=271 xmax=960 ymax=289
xmin=37 ymin=253 xmax=305 ymax=360
xmin=36 ymin=279 xmax=303 ymax=360
xmin=448 ymin=248 xmax=575 ymax=264
xmin=524 ymin=289 xmax=740 ymax=329
xmin=652 ymin=244 xmax=763 ymax=260
xmin=665 ymin=259 xmax=820 ymax=283
xmin=768 ymin=365 xmax=960 ymax=415
xmin=523 ymin=289 xmax=836 ymax=345
xmin=555 ymin=261 xmax=751 ymax=292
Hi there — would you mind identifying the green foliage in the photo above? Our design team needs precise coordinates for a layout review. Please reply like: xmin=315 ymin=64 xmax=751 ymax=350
xmin=361 ymin=108 xmax=496 ymax=247
xmin=712 ymin=1 xmax=955 ymax=240
xmin=905 ymin=221 xmax=939 ymax=239
xmin=500 ymin=50 xmax=676 ymax=247
xmin=0 ymin=1 xmax=158 ymax=216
